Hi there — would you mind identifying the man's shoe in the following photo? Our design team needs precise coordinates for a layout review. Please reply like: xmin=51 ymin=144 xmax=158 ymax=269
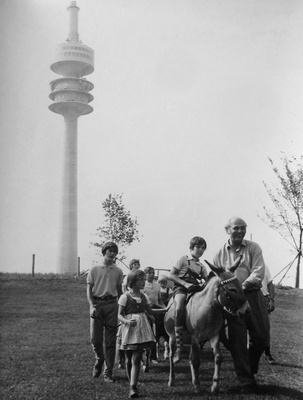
xmin=104 ymin=375 xmax=114 ymax=383
xmin=151 ymin=359 xmax=159 ymax=365
xmin=265 ymin=354 xmax=276 ymax=364
xmin=173 ymin=348 xmax=182 ymax=364
xmin=93 ymin=362 xmax=102 ymax=378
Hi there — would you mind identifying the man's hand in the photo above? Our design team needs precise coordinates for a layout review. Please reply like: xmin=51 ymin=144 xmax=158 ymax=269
xmin=268 ymin=298 xmax=275 ymax=313
xmin=242 ymin=281 xmax=261 ymax=292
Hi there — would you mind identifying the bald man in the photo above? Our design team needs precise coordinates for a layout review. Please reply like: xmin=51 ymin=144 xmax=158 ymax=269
xmin=214 ymin=217 xmax=270 ymax=393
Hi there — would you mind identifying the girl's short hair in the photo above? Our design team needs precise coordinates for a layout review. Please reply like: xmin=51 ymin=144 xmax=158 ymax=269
xmin=189 ymin=236 xmax=207 ymax=250
xmin=144 ymin=266 xmax=154 ymax=274
xmin=127 ymin=269 xmax=146 ymax=289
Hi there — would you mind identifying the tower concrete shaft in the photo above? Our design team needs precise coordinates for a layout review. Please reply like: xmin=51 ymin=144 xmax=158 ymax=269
xmin=49 ymin=1 xmax=94 ymax=274
xmin=60 ymin=115 xmax=78 ymax=273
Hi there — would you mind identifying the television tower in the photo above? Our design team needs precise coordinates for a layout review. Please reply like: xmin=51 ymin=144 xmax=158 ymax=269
xmin=49 ymin=1 xmax=94 ymax=273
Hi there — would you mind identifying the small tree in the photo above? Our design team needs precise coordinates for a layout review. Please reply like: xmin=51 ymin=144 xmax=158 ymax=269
xmin=91 ymin=193 xmax=140 ymax=264
xmin=258 ymin=154 xmax=303 ymax=288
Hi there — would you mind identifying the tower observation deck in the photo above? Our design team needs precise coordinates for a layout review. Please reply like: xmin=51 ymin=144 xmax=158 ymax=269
xmin=49 ymin=1 xmax=94 ymax=274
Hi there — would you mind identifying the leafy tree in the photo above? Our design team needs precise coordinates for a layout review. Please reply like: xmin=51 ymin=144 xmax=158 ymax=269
xmin=259 ymin=154 xmax=303 ymax=288
xmin=91 ymin=193 xmax=140 ymax=264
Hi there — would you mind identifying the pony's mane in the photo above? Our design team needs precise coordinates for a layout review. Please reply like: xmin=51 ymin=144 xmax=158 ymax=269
xmin=205 ymin=273 xmax=221 ymax=289
xmin=206 ymin=274 xmax=221 ymax=294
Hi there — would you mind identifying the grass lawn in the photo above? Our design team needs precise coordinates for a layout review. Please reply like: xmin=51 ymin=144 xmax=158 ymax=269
xmin=0 ymin=273 xmax=303 ymax=400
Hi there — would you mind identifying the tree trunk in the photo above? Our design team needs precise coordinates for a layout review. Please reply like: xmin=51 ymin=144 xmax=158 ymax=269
xmin=295 ymin=250 xmax=302 ymax=288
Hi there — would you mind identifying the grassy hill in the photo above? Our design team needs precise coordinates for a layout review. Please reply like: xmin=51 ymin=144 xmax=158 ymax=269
xmin=0 ymin=273 xmax=302 ymax=400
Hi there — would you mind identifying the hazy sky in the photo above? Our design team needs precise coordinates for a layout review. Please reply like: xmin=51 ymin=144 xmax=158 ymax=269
xmin=0 ymin=0 xmax=302 ymax=286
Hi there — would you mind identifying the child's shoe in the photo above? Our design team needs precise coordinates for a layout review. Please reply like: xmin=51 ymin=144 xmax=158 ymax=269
xmin=129 ymin=386 xmax=139 ymax=398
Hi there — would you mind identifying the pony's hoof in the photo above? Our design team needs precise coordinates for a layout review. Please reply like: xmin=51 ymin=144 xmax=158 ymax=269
xmin=142 ymin=365 xmax=149 ymax=373
xmin=194 ymin=385 xmax=202 ymax=394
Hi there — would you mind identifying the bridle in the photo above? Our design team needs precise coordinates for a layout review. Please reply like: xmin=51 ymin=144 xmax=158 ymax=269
xmin=217 ymin=275 xmax=245 ymax=315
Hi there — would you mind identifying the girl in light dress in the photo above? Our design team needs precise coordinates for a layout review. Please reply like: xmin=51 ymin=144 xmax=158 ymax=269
xmin=118 ymin=269 xmax=167 ymax=398
xmin=118 ymin=259 xmax=141 ymax=370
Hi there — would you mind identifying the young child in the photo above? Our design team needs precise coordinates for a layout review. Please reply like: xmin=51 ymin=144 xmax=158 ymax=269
xmin=122 ymin=259 xmax=141 ymax=293
xmin=143 ymin=266 xmax=166 ymax=363
xmin=118 ymin=259 xmax=141 ymax=370
xmin=158 ymin=274 xmax=173 ymax=306
xmin=118 ymin=269 xmax=166 ymax=398
xmin=168 ymin=236 xmax=208 ymax=363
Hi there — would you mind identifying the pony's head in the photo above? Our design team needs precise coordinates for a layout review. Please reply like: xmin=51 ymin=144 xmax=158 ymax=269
xmin=204 ymin=256 xmax=249 ymax=316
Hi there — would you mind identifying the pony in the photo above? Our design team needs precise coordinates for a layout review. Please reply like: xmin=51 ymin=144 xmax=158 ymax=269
xmin=164 ymin=255 xmax=249 ymax=394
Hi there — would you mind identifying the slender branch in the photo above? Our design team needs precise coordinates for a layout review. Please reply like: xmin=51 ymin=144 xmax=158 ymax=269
xmin=258 ymin=154 xmax=303 ymax=287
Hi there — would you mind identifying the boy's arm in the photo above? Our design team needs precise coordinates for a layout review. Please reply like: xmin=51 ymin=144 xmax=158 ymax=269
xmin=168 ymin=266 xmax=192 ymax=290
xmin=117 ymin=283 xmax=122 ymax=299
xmin=87 ymin=283 xmax=94 ymax=304
xmin=87 ymin=283 xmax=96 ymax=318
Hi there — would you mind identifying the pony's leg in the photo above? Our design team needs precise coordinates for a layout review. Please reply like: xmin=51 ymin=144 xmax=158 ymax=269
xmin=209 ymin=336 xmax=222 ymax=394
xmin=168 ymin=336 xmax=176 ymax=387
xmin=164 ymin=341 xmax=169 ymax=359
xmin=189 ymin=339 xmax=201 ymax=394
